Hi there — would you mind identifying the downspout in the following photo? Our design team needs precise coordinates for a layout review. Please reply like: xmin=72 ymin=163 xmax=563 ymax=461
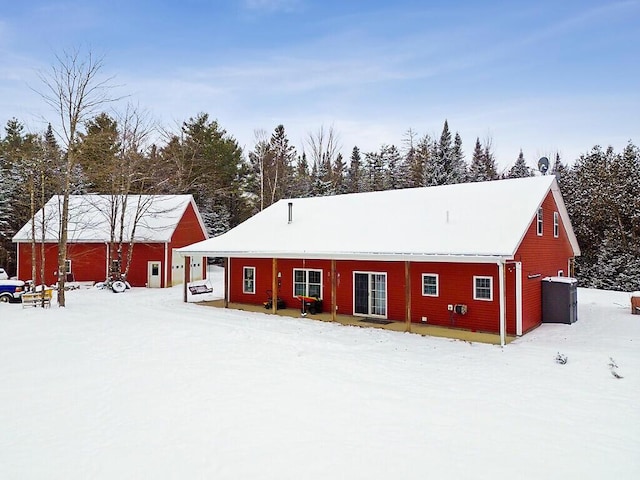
xmin=498 ymin=260 xmax=506 ymax=347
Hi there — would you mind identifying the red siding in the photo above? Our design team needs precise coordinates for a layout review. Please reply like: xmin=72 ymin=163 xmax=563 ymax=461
xmin=170 ymin=202 xmax=207 ymax=247
xmin=18 ymin=242 xmax=107 ymax=285
xmin=513 ymin=191 xmax=576 ymax=332
xmin=17 ymin=242 xmax=167 ymax=287
xmin=122 ymin=243 xmax=165 ymax=287
xmin=229 ymin=258 xmax=272 ymax=305
xmin=410 ymin=262 xmax=501 ymax=332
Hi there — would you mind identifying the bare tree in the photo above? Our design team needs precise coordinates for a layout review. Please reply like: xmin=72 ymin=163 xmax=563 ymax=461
xmin=306 ymin=125 xmax=342 ymax=168
xmin=35 ymin=49 xmax=118 ymax=306
xmin=249 ymin=128 xmax=270 ymax=211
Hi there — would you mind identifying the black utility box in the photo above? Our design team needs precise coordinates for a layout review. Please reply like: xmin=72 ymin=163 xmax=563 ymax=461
xmin=542 ymin=277 xmax=578 ymax=324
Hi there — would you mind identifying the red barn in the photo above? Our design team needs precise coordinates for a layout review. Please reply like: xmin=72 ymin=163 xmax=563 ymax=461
xmin=178 ymin=176 xmax=580 ymax=344
xmin=13 ymin=195 xmax=208 ymax=287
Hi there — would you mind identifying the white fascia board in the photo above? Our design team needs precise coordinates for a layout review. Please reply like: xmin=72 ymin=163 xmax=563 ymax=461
xmin=176 ymin=249 xmax=510 ymax=264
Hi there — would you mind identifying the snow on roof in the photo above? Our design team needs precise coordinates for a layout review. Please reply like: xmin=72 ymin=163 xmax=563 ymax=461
xmin=13 ymin=195 xmax=202 ymax=243
xmin=179 ymin=176 xmax=579 ymax=261
xmin=543 ymin=276 xmax=578 ymax=284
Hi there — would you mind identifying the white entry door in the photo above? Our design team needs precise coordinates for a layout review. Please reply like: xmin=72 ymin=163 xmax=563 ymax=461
xmin=147 ymin=261 xmax=162 ymax=288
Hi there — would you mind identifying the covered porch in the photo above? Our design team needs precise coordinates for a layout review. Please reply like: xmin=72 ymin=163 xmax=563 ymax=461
xmin=194 ymin=299 xmax=516 ymax=345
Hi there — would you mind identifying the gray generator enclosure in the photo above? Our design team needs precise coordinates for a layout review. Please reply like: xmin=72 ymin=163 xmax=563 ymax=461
xmin=542 ymin=277 xmax=578 ymax=324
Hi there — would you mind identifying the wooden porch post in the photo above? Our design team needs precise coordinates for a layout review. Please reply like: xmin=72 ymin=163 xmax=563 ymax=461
xmin=331 ymin=259 xmax=337 ymax=322
xmin=405 ymin=261 xmax=411 ymax=332
xmin=183 ymin=255 xmax=190 ymax=303
xmin=272 ymin=257 xmax=278 ymax=314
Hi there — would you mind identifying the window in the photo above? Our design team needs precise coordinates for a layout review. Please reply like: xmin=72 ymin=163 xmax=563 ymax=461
xmin=474 ymin=276 xmax=493 ymax=301
xmin=553 ymin=212 xmax=559 ymax=238
xmin=537 ymin=208 xmax=543 ymax=236
xmin=558 ymin=270 xmax=564 ymax=277
xmin=64 ymin=259 xmax=72 ymax=274
xmin=243 ymin=267 xmax=255 ymax=294
xmin=294 ymin=269 xmax=322 ymax=298
xmin=422 ymin=274 xmax=439 ymax=297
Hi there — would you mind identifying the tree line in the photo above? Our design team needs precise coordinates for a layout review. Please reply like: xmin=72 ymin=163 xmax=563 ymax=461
xmin=1 ymin=51 xmax=638 ymax=296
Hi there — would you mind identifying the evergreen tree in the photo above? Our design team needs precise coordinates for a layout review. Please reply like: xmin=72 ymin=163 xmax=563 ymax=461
xmin=289 ymin=152 xmax=313 ymax=198
xmin=383 ymin=145 xmax=402 ymax=190
xmin=451 ymin=132 xmax=467 ymax=183
xmin=0 ymin=119 xmax=29 ymax=275
xmin=161 ymin=113 xmax=245 ymax=235
xmin=365 ymin=149 xmax=385 ymax=191
xmin=268 ymin=124 xmax=296 ymax=204
xmin=551 ymin=153 xmax=569 ymax=186
xmin=468 ymin=137 xmax=498 ymax=182
xmin=507 ymin=150 xmax=531 ymax=178
xmin=345 ymin=147 xmax=364 ymax=193
xmin=332 ymin=153 xmax=347 ymax=194
xmin=563 ymin=144 xmax=640 ymax=290
xmin=414 ymin=134 xmax=434 ymax=187
xmin=430 ymin=120 xmax=452 ymax=185
xmin=401 ymin=129 xmax=422 ymax=188
xmin=77 ymin=112 xmax=120 ymax=192
xmin=312 ymin=156 xmax=333 ymax=196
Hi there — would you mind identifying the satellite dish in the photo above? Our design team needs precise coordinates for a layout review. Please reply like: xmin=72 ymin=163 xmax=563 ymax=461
xmin=538 ymin=157 xmax=549 ymax=175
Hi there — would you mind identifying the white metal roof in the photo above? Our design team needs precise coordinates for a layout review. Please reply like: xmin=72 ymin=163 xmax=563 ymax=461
xmin=13 ymin=195 xmax=206 ymax=243
xmin=178 ymin=176 xmax=580 ymax=262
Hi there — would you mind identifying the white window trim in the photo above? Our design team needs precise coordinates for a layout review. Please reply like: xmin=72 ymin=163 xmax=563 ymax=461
xmin=293 ymin=268 xmax=323 ymax=298
xmin=473 ymin=275 xmax=493 ymax=301
xmin=243 ymin=266 xmax=256 ymax=294
xmin=64 ymin=259 xmax=72 ymax=274
xmin=557 ymin=270 xmax=564 ymax=277
xmin=421 ymin=273 xmax=439 ymax=297
xmin=553 ymin=211 xmax=559 ymax=238
xmin=536 ymin=208 xmax=543 ymax=236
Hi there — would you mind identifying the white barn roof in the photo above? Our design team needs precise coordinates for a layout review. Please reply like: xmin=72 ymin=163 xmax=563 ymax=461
xmin=13 ymin=195 xmax=206 ymax=243
xmin=178 ymin=176 xmax=579 ymax=262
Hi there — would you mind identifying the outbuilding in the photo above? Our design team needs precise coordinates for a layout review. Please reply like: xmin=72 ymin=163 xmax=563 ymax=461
xmin=178 ymin=176 xmax=580 ymax=344
xmin=13 ymin=194 xmax=208 ymax=287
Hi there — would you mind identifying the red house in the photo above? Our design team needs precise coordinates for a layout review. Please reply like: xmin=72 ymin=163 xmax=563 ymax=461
xmin=13 ymin=195 xmax=208 ymax=287
xmin=178 ymin=176 xmax=580 ymax=344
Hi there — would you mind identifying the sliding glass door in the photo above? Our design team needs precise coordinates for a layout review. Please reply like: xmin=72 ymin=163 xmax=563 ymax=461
xmin=353 ymin=272 xmax=387 ymax=317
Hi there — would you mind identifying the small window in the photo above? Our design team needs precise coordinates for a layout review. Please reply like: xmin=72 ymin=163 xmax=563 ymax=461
xmin=294 ymin=268 xmax=323 ymax=298
xmin=422 ymin=274 xmax=439 ymax=297
xmin=64 ymin=259 xmax=72 ymax=274
xmin=557 ymin=270 xmax=564 ymax=277
xmin=553 ymin=212 xmax=559 ymax=238
xmin=243 ymin=267 xmax=255 ymax=294
xmin=474 ymin=276 xmax=493 ymax=301
xmin=537 ymin=208 xmax=543 ymax=236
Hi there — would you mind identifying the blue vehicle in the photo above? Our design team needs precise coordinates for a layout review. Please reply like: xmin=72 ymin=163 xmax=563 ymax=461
xmin=0 ymin=280 xmax=26 ymax=303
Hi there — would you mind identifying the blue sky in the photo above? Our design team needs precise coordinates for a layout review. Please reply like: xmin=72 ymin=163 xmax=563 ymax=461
xmin=1 ymin=0 xmax=639 ymax=171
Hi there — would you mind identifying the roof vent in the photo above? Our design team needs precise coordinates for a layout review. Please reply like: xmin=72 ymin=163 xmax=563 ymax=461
xmin=288 ymin=202 xmax=293 ymax=224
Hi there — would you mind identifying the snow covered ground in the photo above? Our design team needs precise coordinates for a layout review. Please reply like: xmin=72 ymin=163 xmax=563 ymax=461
xmin=1 ymin=268 xmax=639 ymax=479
